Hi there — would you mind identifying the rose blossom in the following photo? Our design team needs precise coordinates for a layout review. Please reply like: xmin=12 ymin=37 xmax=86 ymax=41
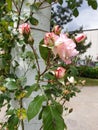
xmin=75 ymin=34 xmax=86 ymax=43
xmin=55 ymin=67 xmax=66 ymax=79
xmin=53 ymin=34 xmax=79 ymax=64
xmin=19 ymin=23 xmax=30 ymax=35
xmin=52 ymin=25 xmax=61 ymax=35
xmin=44 ymin=32 xmax=58 ymax=47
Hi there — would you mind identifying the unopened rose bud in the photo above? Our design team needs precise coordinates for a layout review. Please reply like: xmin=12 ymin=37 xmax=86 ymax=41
xmin=66 ymin=82 xmax=70 ymax=86
xmin=75 ymin=34 xmax=86 ymax=43
xmin=19 ymin=23 xmax=30 ymax=35
xmin=63 ymin=90 xmax=70 ymax=95
xmin=52 ymin=25 xmax=61 ymax=35
xmin=55 ymin=67 xmax=66 ymax=79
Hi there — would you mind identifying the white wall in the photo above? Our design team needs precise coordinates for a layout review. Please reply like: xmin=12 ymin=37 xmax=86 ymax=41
xmin=18 ymin=1 xmax=51 ymax=130
xmin=81 ymin=30 xmax=98 ymax=62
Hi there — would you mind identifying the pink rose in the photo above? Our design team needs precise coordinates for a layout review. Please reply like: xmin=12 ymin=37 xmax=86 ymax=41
xmin=75 ymin=34 xmax=86 ymax=43
xmin=55 ymin=67 xmax=66 ymax=79
xmin=52 ymin=25 xmax=61 ymax=35
xmin=44 ymin=32 xmax=58 ymax=47
xmin=19 ymin=23 xmax=30 ymax=35
xmin=53 ymin=34 xmax=79 ymax=64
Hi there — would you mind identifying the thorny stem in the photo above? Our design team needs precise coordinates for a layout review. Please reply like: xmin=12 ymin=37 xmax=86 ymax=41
xmin=30 ymin=45 xmax=40 ymax=78
xmin=31 ymin=27 xmax=48 ymax=33
xmin=40 ymin=51 xmax=51 ymax=76
xmin=12 ymin=0 xmax=20 ymax=12
xmin=39 ymin=125 xmax=43 ymax=130
xmin=20 ymin=98 xmax=25 ymax=130
xmin=16 ymin=0 xmax=24 ymax=29
xmin=39 ymin=5 xmax=51 ymax=9
xmin=19 ymin=86 xmax=25 ymax=130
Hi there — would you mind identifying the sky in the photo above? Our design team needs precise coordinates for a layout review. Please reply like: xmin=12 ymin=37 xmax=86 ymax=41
xmin=64 ymin=0 xmax=98 ymax=31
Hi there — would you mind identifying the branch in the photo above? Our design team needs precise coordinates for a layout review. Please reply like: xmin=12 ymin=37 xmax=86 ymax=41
xmin=16 ymin=0 xmax=25 ymax=29
xmin=12 ymin=0 xmax=19 ymax=12
xmin=30 ymin=45 xmax=40 ymax=76
xmin=40 ymin=51 xmax=51 ymax=76
xmin=31 ymin=27 xmax=48 ymax=32
xmin=39 ymin=5 xmax=51 ymax=9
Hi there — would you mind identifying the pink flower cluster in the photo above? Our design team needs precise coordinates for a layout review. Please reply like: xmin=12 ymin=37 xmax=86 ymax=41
xmin=44 ymin=25 xmax=79 ymax=64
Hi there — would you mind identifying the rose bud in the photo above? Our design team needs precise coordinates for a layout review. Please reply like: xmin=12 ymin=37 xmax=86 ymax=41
xmin=19 ymin=23 xmax=30 ymax=35
xmin=55 ymin=67 xmax=66 ymax=79
xmin=75 ymin=34 xmax=86 ymax=43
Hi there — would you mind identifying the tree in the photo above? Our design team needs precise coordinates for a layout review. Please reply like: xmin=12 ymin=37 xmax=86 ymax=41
xmin=51 ymin=0 xmax=98 ymax=29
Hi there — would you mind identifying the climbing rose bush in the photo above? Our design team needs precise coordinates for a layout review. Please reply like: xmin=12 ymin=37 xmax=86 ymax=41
xmin=0 ymin=1 xmax=92 ymax=130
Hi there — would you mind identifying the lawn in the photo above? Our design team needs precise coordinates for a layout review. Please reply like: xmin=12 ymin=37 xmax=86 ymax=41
xmin=78 ymin=77 xmax=98 ymax=86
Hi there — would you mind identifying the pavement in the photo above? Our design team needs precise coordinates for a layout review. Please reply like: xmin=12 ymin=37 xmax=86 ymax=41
xmin=64 ymin=86 xmax=98 ymax=130
xmin=0 ymin=86 xmax=98 ymax=130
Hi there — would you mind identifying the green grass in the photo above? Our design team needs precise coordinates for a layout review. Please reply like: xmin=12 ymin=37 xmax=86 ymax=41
xmin=78 ymin=77 xmax=98 ymax=86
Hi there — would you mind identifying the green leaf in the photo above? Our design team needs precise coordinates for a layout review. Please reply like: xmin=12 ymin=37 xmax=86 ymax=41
xmin=39 ymin=39 xmax=50 ymax=61
xmin=25 ymin=83 xmax=39 ymax=97
xmin=8 ymin=115 xmax=19 ymax=130
xmin=29 ymin=17 xmax=39 ymax=26
xmin=73 ymin=8 xmax=79 ymax=17
xmin=6 ymin=0 xmax=12 ymax=11
xmin=53 ymin=102 xmax=63 ymax=115
xmin=27 ymin=95 xmax=46 ymax=121
xmin=46 ymin=0 xmax=52 ymax=4
xmin=21 ymin=51 xmax=34 ymax=60
xmin=88 ymin=0 xmax=97 ymax=9
xmin=4 ymin=78 xmax=17 ymax=90
xmin=30 ymin=2 xmax=41 ymax=11
xmin=0 ymin=94 xmax=4 ymax=108
xmin=42 ymin=105 xmax=66 ymax=130
xmin=68 ymin=65 xmax=78 ymax=77
xmin=91 ymin=1 xmax=97 ymax=9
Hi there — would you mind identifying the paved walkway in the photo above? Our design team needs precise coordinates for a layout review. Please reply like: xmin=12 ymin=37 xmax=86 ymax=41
xmin=64 ymin=86 xmax=98 ymax=130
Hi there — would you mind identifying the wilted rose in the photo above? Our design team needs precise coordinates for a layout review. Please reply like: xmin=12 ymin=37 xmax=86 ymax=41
xmin=19 ymin=23 xmax=30 ymax=35
xmin=55 ymin=67 xmax=66 ymax=79
xmin=75 ymin=34 xmax=86 ymax=43
xmin=53 ymin=34 xmax=79 ymax=64
xmin=52 ymin=25 xmax=61 ymax=35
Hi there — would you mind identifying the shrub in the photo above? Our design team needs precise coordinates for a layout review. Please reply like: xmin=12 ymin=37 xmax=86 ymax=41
xmin=77 ymin=66 xmax=98 ymax=79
